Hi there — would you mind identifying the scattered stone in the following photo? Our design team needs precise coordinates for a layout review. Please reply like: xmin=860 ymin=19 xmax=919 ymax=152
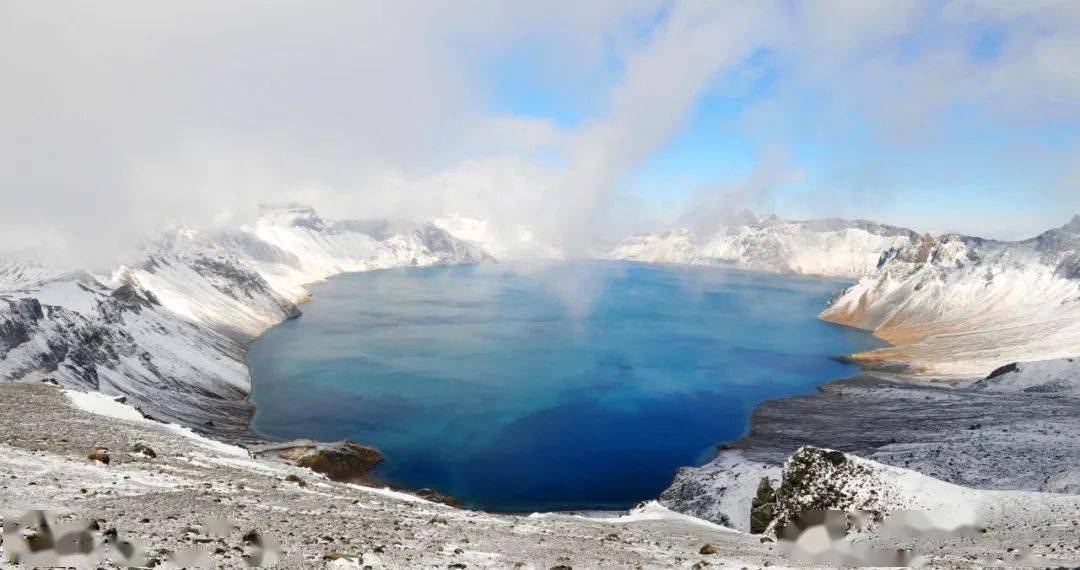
xmin=415 ymin=487 xmax=461 ymax=507
xmin=323 ymin=551 xmax=351 ymax=561
xmin=130 ymin=443 xmax=157 ymax=458
xmin=88 ymin=445 xmax=110 ymax=465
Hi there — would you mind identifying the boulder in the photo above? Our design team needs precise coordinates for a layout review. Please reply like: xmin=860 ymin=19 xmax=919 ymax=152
xmin=252 ymin=439 xmax=384 ymax=481
xmin=88 ymin=445 xmax=110 ymax=465
xmin=749 ymin=477 xmax=776 ymax=534
xmin=129 ymin=443 xmax=156 ymax=458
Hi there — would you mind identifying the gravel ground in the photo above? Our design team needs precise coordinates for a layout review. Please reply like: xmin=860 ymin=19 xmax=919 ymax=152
xmin=0 ymin=382 xmax=780 ymax=569
xmin=4 ymin=379 xmax=1078 ymax=568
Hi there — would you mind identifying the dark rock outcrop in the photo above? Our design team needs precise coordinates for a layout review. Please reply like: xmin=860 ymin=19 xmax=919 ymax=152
xmin=749 ymin=477 xmax=776 ymax=534
xmin=253 ymin=439 xmax=384 ymax=482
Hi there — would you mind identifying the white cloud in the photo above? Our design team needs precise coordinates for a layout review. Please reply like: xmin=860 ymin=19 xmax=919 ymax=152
xmin=2 ymin=0 xmax=1079 ymax=262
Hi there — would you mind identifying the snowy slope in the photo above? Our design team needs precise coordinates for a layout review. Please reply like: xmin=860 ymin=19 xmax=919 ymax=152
xmin=762 ymin=446 xmax=1080 ymax=566
xmin=821 ymin=217 xmax=1080 ymax=377
xmin=965 ymin=356 xmax=1080 ymax=398
xmin=0 ymin=257 xmax=61 ymax=291
xmin=0 ymin=206 xmax=491 ymax=434
xmin=609 ymin=215 xmax=917 ymax=278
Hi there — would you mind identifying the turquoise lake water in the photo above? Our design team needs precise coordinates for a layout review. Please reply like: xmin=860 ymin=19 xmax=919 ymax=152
xmin=248 ymin=261 xmax=883 ymax=511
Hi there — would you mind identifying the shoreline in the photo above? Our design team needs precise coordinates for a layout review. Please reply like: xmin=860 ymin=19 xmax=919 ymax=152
xmin=232 ymin=261 xmax=884 ymax=513
xmin=69 ymin=254 xmax=1071 ymax=523
xmin=659 ymin=367 xmax=1080 ymax=530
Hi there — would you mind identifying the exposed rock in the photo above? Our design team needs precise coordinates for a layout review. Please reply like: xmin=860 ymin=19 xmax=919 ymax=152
xmin=87 ymin=445 xmax=110 ymax=465
xmin=766 ymin=447 xmax=882 ymax=537
xmin=664 ymin=372 xmax=1080 ymax=526
xmin=0 ymin=205 xmax=490 ymax=440
xmin=749 ymin=477 xmax=776 ymax=534
xmin=129 ymin=443 xmax=156 ymax=458
xmin=253 ymin=439 xmax=384 ymax=481
xmin=414 ymin=487 xmax=460 ymax=507
xmin=822 ymin=215 xmax=1080 ymax=377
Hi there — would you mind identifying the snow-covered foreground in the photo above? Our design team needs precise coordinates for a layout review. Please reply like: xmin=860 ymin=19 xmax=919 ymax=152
xmin=0 ymin=382 xmax=779 ymax=568
xmin=0 ymin=206 xmax=488 ymax=433
xmin=662 ymin=366 xmax=1080 ymax=533
xmin=3 ymin=382 xmax=1077 ymax=568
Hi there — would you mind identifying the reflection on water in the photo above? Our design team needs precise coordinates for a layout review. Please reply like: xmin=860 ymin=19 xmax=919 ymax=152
xmin=248 ymin=261 xmax=883 ymax=511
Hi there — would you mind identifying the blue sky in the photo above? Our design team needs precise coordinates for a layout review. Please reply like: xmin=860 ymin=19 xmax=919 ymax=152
xmin=476 ymin=1 xmax=1080 ymax=239
xmin=3 ymin=1 xmax=1080 ymax=259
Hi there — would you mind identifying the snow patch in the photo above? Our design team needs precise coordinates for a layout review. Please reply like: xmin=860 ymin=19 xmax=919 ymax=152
xmin=63 ymin=389 xmax=248 ymax=457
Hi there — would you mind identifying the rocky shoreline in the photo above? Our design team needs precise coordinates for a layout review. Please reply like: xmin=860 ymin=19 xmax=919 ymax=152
xmin=6 ymin=207 xmax=1080 ymax=566
xmin=2 ymin=382 xmax=785 ymax=568
xmin=659 ymin=369 xmax=1080 ymax=530
xmin=5 ymin=380 xmax=1079 ymax=567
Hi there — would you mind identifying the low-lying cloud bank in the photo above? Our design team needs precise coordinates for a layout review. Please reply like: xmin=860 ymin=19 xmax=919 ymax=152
xmin=4 ymin=1 xmax=1080 ymax=266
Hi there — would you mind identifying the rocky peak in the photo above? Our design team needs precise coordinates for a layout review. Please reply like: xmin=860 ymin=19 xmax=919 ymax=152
xmin=1061 ymin=215 xmax=1080 ymax=234
xmin=257 ymin=204 xmax=326 ymax=231
xmin=915 ymin=233 xmax=937 ymax=263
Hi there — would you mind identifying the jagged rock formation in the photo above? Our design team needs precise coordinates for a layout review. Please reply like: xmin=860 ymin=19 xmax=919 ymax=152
xmin=608 ymin=213 xmax=918 ymax=278
xmin=661 ymin=363 xmax=1080 ymax=532
xmin=749 ymin=446 xmax=1080 ymax=566
xmin=822 ymin=216 xmax=1080 ymax=376
xmin=0 ymin=206 xmax=490 ymax=436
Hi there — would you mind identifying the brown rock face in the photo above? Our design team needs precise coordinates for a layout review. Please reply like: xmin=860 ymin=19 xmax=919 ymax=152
xmin=257 ymin=439 xmax=384 ymax=482
xmin=914 ymin=233 xmax=936 ymax=263
xmin=293 ymin=440 xmax=384 ymax=481
xmin=87 ymin=445 xmax=110 ymax=464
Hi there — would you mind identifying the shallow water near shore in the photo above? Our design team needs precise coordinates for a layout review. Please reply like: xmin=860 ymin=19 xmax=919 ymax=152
xmin=248 ymin=261 xmax=883 ymax=511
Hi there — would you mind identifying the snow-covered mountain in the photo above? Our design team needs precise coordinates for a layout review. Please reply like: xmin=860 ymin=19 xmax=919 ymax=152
xmin=613 ymin=213 xmax=1080 ymax=377
xmin=0 ymin=206 xmax=490 ymax=435
xmin=432 ymin=213 xmax=565 ymax=260
xmin=7 ymin=205 xmax=1080 ymax=434
xmin=821 ymin=216 xmax=1080 ymax=377
xmin=609 ymin=214 xmax=918 ymax=278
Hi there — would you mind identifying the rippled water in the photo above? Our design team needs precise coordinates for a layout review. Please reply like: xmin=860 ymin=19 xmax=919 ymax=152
xmin=248 ymin=261 xmax=882 ymax=511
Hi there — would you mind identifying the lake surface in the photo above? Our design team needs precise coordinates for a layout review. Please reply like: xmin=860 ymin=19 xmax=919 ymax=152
xmin=248 ymin=261 xmax=883 ymax=511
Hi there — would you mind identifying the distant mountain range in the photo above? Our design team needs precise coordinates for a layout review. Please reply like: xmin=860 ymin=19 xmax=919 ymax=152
xmin=610 ymin=213 xmax=1080 ymax=377
xmin=4 ymin=206 xmax=1080 ymax=435
xmin=0 ymin=206 xmax=488 ymax=435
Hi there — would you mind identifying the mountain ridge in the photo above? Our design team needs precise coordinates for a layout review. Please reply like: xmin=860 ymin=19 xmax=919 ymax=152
xmin=0 ymin=206 xmax=490 ymax=436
